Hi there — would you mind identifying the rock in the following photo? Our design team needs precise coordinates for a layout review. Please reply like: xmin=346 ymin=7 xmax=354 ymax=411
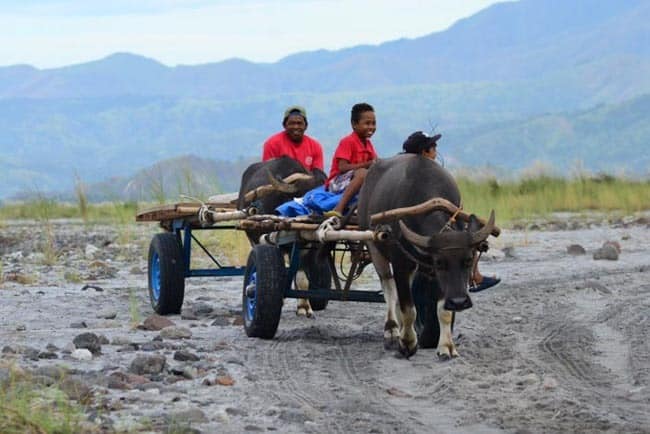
xmin=216 ymin=375 xmax=235 ymax=386
xmin=603 ymin=240 xmax=622 ymax=253
xmin=567 ymin=244 xmax=586 ymax=255
xmin=543 ymin=376 xmax=558 ymax=390
xmin=59 ymin=377 xmax=93 ymax=402
xmin=38 ymin=351 xmax=58 ymax=359
xmin=73 ymin=332 xmax=102 ymax=354
xmin=72 ymin=349 xmax=93 ymax=361
xmin=191 ymin=301 xmax=214 ymax=316
xmin=279 ymin=408 xmax=313 ymax=423
xmin=129 ymin=354 xmax=166 ymax=376
xmin=143 ymin=314 xmax=175 ymax=331
xmin=174 ymin=350 xmax=200 ymax=362
xmin=159 ymin=326 xmax=192 ymax=340
xmin=96 ymin=309 xmax=117 ymax=320
xmin=85 ymin=244 xmax=100 ymax=258
xmin=211 ymin=316 xmax=231 ymax=327
xmin=502 ymin=246 xmax=516 ymax=258
xmin=180 ymin=309 xmax=198 ymax=320
xmin=593 ymin=244 xmax=619 ymax=260
xmin=110 ymin=336 xmax=132 ymax=346
xmin=164 ymin=408 xmax=208 ymax=425
xmin=70 ymin=321 xmax=88 ymax=329
xmin=23 ymin=347 xmax=40 ymax=361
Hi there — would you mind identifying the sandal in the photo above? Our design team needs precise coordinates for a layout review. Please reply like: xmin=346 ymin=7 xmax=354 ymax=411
xmin=469 ymin=275 xmax=501 ymax=293
xmin=323 ymin=210 xmax=343 ymax=218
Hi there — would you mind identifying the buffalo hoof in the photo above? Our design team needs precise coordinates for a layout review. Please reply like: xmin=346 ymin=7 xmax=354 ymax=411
xmin=384 ymin=336 xmax=399 ymax=351
xmin=437 ymin=352 xmax=452 ymax=362
xmin=398 ymin=340 xmax=418 ymax=359
xmin=296 ymin=307 xmax=314 ymax=318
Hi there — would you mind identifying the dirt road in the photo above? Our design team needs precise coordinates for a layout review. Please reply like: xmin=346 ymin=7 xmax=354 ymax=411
xmin=1 ymin=216 xmax=649 ymax=433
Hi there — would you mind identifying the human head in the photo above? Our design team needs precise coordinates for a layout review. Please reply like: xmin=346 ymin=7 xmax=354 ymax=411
xmin=350 ymin=102 xmax=376 ymax=141
xmin=282 ymin=105 xmax=308 ymax=143
xmin=402 ymin=131 xmax=441 ymax=159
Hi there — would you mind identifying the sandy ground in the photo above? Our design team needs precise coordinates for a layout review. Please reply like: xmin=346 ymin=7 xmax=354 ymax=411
xmin=1 ymin=216 xmax=649 ymax=433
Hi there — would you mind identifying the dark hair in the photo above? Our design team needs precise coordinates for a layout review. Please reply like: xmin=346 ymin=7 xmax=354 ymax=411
xmin=403 ymin=131 xmax=442 ymax=154
xmin=351 ymin=103 xmax=374 ymax=124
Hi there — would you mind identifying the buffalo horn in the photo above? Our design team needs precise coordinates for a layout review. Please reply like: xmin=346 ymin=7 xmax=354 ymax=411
xmin=398 ymin=220 xmax=430 ymax=248
xmin=471 ymin=210 xmax=496 ymax=245
xmin=267 ymin=169 xmax=299 ymax=194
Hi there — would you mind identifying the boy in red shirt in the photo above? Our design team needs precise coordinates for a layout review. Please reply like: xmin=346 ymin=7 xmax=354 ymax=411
xmin=262 ymin=105 xmax=324 ymax=172
xmin=325 ymin=102 xmax=378 ymax=217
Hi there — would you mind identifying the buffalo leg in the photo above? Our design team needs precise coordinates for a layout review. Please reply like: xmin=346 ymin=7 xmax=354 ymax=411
xmin=394 ymin=269 xmax=418 ymax=358
xmin=367 ymin=243 xmax=399 ymax=349
xmin=295 ymin=270 xmax=313 ymax=318
xmin=436 ymin=300 xmax=459 ymax=359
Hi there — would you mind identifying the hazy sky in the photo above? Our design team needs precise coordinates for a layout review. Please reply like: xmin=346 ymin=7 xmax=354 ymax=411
xmin=2 ymin=0 xmax=504 ymax=68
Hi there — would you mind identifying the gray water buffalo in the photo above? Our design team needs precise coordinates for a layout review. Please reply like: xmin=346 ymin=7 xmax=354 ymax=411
xmin=237 ymin=156 xmax=329 ymax=316
xmin=358 ymin=153 xmax=495 ymax=358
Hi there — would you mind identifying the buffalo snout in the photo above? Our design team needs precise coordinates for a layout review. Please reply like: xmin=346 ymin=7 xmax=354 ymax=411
xmin=443 ymin=295 xmax=473 ymax=311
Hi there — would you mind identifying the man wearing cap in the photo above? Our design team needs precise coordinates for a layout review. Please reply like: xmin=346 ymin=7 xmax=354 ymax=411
xmin=262 ymin=106 xmax=324 ymax=172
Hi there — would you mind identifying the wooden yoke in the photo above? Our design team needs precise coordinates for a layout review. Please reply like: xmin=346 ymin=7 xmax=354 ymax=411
xmin=370 ymin=197 xmax=500 ymax=237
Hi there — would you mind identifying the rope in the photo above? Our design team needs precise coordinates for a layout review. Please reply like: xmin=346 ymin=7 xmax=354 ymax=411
xmin=179 ymin=194 xmax=211 ymax=225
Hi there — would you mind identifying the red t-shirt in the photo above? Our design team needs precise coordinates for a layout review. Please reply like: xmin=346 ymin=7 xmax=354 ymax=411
xmin=262 ymin=131 xmax=324 ymax=171
xmin=326 ymin=132 xmax=377 ymax=185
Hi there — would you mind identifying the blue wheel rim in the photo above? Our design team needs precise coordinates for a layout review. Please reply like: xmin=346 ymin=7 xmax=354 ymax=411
xmin=245 ymin=268 xmax=257 ymax=321
xmin=150 ymin=251 xmax=161 ymax=302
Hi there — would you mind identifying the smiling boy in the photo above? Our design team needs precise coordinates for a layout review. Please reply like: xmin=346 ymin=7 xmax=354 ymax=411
xmin=325 ymin=102 xmax=378 ymax=217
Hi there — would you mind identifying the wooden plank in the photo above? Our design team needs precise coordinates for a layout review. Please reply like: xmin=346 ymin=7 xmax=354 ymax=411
xmin=136 ymin=201 xmax=237 ymax=222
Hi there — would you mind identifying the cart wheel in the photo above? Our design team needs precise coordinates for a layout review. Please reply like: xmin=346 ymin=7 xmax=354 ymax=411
xmin=243 ymin=245 xmax=286 ymax=339
xmin=412 ymin=271 xmax=448 ymax=349
xmin=148 ymin=233 xmax=185 ymax=315
xmin=304 ymin=257 xmax=331 ymax=311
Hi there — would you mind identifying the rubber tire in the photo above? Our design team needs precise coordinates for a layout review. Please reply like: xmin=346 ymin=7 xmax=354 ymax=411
xmin=243 ymin=245 xmax=286 ymax=339
xmin=305 ymin=256 xmax=331 ymax=312
xmin=148 ymin=233 xmax=185 ymax=315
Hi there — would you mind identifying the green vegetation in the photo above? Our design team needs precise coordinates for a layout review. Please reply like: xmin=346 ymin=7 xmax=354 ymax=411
xmin=1 ymin=175 xmax=649 ymax=228
xmin=458 ymin=175 xmax=650 ymax=223
xmin=0 ymin=364 xmax=89 ymax=434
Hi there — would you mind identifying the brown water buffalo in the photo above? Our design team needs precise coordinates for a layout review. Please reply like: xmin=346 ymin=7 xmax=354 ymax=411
xmin=237 ymin=156 xmax=329 ymax=316
xmin=358 ymin=153 xmax=495 ymax=358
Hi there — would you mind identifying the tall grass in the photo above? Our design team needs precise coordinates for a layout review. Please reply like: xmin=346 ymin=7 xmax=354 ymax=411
xmin=0 ymin=364 xmax=88 ymax=433
xmin=1 ymin=175 xmax=649 ymax=227
xmin=457 ymin=175 xmax=650 ymax=223
xmin=73 ymin=173 xmax=88 ymax=223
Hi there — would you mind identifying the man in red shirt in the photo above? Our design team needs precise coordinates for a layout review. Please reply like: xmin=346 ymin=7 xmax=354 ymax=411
xmin=262 ymin=106 xmax=324 ymax=172
xmin=325 ymin=102 xmax=378 ymax=217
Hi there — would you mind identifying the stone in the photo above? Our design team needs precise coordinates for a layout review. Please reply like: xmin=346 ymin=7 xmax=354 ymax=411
xmin=543 ymin=376 xmax=558 ymax=390
xmin=71 ymin=349 xmax=93 ymax=361
xmin=160 ymin=326 xmax=192 ymax=340
xmin=96 ymin=309 xmax=117 ymax=320
xmin=593 ymin=244 xmax=619 ymax=260
xmin=164 ymin=408 xmax=208 ymax=425
xmin=567 ymin=244 xmax=586 ymax=255
xmin=73 ymin=332 xmax=102 ymax=354
xmin=173 ymin=350 xmax=200 ymax=362
xmin=143 ymin=314 xmax=175 ymax=331
xmin=85 ymin=244 xmax=100 ymax=258
xmin=129 ymin=354 xmax=166 ymax=376
xmin=191 ymin=301 xmax=214 ymax=316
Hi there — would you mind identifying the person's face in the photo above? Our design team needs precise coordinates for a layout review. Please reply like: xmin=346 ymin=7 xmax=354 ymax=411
xmin=422 ymin=146 xmax=437 ymax=160
xmin=352 ymin=110 xmax=376 ymax=140
xmin=284 ymin=115 xmax=307 ymax=143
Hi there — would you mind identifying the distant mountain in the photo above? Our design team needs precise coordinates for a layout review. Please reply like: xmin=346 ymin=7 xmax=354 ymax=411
xmin=1 ymin=0 xmax=650 ymax=200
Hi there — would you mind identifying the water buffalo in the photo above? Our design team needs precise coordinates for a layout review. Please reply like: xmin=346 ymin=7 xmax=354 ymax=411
xmin=358 ymin=153 xmax=495 ymax=358
xmin=237 ymin=156 xmax=329 ymax=317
